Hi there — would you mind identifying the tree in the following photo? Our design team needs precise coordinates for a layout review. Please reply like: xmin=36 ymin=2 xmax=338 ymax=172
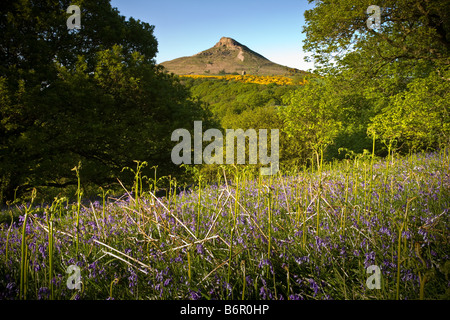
xmin=281 ymin=78 xmax=342 ymax=169
xmin=369 ymin=68 xmax=450 ymax=152
xmin=300 ymin=0 xmax=449 ymax=157
xmin=303 ymin=0 xmax=449 ymax=75
xmin=0 ymin=0 xmax=158 ymax=76
xmin=0 ymin=1 xmax=211 ymax=203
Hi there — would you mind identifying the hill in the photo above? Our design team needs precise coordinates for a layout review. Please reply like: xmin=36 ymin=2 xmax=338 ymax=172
xmin=160 ymin=37 xmax=307 ymax=76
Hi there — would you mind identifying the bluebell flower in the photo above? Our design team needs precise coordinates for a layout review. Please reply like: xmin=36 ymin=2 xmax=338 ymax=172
xmin=164 ymin=278 xmax=172 ymax=286
xmin=38 ymin=287 xmax=50 ymax=300
xmin=196 ymin=244 xmax=205 ymax=255
xmin=189 ymin=290 xmax=201 ymax=300
xmin=308 ymin=279 xmax=319 ymax=297
xmin=259 ymin=286 xmax=267 ymax=299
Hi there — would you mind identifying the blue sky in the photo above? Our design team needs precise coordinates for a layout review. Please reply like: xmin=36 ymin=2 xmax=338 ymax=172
xmin=110 ymin=0 xmax=316 ymax=71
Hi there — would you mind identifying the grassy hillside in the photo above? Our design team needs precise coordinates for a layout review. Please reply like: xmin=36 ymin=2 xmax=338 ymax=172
xmin=160 ymin=37 xmax=308 ymax=76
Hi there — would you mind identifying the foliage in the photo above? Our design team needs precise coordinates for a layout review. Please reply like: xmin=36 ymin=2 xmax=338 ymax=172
xmin=0 ymin=0 xmax=212 ymax=204
xmin=281 ymin=78 xmax=342 ymax=167
xmin=182 ymin=77 xmax=298 ymax=122
xmin=181 ymin=77 xmax=305 ymax=173
xmin=303 ymin=0 xmax=449 ymax=75
xmin=300 ymin=0 xmax=449 ymax=159
xmin=369 ymin=68 xmax=450 ymax=152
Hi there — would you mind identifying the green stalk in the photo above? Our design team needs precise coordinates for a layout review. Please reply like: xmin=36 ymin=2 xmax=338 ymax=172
xmin=227 ymin=172 xmax=239 ymax=290
xmin=19 ymin=212 xmax=29 ymax=300
xmin=438 ymin=151 xmax=444 ymax=210
xmin=47 ymin=216 xmax=54 ymax=300
xmin=268 ymin=201 xmax=271 ymax=257
xmin=257 ymin=174 xmax=262 ymax=221
xmin=384 ymin=141 xmax=392 ymax=188
xmin=272 ymin=268 xmax=277 ymax=299
xmin=196 ymin=176 xmax=202 ymax=238
xmin=368 ymin=133 xmax=376 ymax=214
xmin=395 ymin=197 xmax=414 ymax=300
xmin=419 ymin=272 xmax=427 ymax=300
xmin=241 ymin=260 xmax=246 ymax=300
xmin=316 ymin=191 xmax=320 ymax=235
xmin=395 ymin=222 xmax=403 ymax=300
xmin=363 ymin=163 xmax=367 ymax=215
xmin=109 ymin=278 xmax=119 ymax=299
xmin=172 ymin=179 xmax=177 ymax=207
xmin=267 ymin=184 xmax=272 ymax=257
xmin=19 ymin=189 xmax=36 ymax=300
xmin=341 ymin=166 xmax=349 ymax=236
xmin=133 ymin=161 xmax=148 ymax=220
xmin=286 ymin=265 xmax=290 ymax=300
xmin=302 ymin=202 xmax=306 ymax=250
xmin=100 ymin=187 xmax=105 ymax=219
xmin=5 ymin=210 xmax=13 ymax=263
xmin=234 ymin=173 xmax=239 ymax=221
xmin=302 ymin=172 xmax=308 ymax=249
xmin=72 ymin=163 xmax=82 ymax=256
xmin=295 ymin=168 xmax=303 ymax=225
xmin=353 ymin=158 xmax=359 ymax=223
xmin=187 ymin=249 xmax=191 ymax=282
xmin=134 ymin=162 xmax=140 ymax=210
xmin=316 ymin=148 xmax=323 ymax=236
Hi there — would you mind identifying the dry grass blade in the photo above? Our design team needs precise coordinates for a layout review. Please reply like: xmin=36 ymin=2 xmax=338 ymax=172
xmin=119 ymin=204 xmax=161 ymax=244
xmin=205 ymin=189 xmax=230 ymax=239
xmin=161 ymin=235 xmax=219 ymax=254
xmin=199 ymin=247 xmax=245 ymax=285
xmin=116 ymin=179 xmax=136 ymax=205
xmin=93 ymin=239 xmax=154 ymax=273
xmin=223 ymin=188 xmax=268 ymax=241
xmin=90 ymin=203 xmax=106 ymax=241
xmin=280 ymin=176 xmax=291 ymax=214
xmin=100 ymin=250 xmax=149 ymax=275
xmin=148 ymin=190 xmax=198 ymax=241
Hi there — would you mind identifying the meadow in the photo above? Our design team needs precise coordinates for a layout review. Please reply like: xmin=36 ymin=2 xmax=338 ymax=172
xmin=0 ymin=150 xmax=449 ymax=300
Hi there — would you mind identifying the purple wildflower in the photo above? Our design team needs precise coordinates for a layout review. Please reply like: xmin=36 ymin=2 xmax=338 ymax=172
xmin=189 ymin=290 xmax=202 ymax=300
xmin=309 ymin=279 xmax=319 ymax=297
xmin=196 ymin=244 xmax=204 ymax=255
xmin=164 ymin=278 xmax=172 ymax=286
xmin=364 ymin=251 xmax=376 ymax=268
xmin=38 ymin=287 xmax=50 ymax=300
xmin=128 ymin=267 xmax=138 ymax=293
xmin=259 ymin=286 xmax=267 ymax=299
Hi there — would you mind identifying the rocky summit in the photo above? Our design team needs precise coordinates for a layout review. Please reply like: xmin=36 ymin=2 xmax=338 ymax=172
xmin=159 ymin=37 xmax=304 ymax=76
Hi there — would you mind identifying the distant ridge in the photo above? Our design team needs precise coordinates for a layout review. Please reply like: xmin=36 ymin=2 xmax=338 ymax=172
xmin=160 ymin=37 xmax=306 ymax=76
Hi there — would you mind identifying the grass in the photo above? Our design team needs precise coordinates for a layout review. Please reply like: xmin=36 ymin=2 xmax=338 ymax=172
xmin=0 ymin=150 xmax=449 ymax=300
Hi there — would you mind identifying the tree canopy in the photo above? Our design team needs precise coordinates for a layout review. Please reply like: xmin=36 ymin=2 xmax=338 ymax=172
xmin=280 ymin=0 xmax=450 ymax=161
xmin=0 ymin=0 xmax=211 ymax=203
xmin=303 ymin=0 xmax=449 ymax=75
